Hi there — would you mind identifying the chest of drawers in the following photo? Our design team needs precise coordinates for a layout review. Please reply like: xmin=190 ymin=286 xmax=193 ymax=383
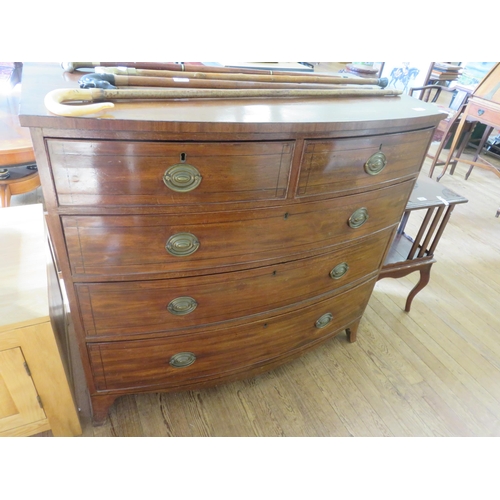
xmin=19 ymin=63 xmax=445 ymax=425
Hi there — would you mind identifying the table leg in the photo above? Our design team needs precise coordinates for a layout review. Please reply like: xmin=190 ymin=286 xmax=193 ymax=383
xmin=405 ymin=262 xmax=433 ymax=312
xmin=465 ymin=125 xmax=494 ymax=180
xmin=0 ymin=185 xmax=11 ymax=207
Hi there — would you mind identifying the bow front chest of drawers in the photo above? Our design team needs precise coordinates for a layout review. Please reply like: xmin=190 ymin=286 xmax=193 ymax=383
xmin=19 ymin=63 xmax=445 ymax=424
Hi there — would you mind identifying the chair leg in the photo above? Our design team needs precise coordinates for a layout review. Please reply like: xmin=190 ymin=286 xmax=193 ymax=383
xmin=428 ymin=135 xmax=449 ymax=179
xmin=436 ymin=112 xmax=473 ymax=182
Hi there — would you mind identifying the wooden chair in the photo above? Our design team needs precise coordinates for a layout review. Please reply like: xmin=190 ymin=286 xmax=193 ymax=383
xmin=409 ymin=85 xmax=476 ymax=179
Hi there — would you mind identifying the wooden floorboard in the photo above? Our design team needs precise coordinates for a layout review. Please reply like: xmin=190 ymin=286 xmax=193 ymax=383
xmin=15 ymin=135 xmax=500 ymax=437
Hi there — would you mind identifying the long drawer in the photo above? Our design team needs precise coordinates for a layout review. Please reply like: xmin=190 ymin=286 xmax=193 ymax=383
xmin=87 ymin=277 xmax=376 ymax=392
xmin=297 ymin=128 xmax=433 ymax=198
xmin=76 ymin=228 xmax=393 ymax=339
xmin=46 ymin=139 xmax=293 ymax=206
xmin=63 ymin=180 xmax=413 ymax=278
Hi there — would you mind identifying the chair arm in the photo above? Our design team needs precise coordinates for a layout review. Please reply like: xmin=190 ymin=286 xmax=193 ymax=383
xmin=409 ymin=85 xmax=456 ymax=102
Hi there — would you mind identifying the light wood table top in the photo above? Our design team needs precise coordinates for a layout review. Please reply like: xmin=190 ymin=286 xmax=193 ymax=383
xmin=0 ymin=204 xmax=48 ymax=329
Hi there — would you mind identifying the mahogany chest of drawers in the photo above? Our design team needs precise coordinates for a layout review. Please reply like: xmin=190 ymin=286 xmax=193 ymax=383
xmin=19 ymin=63 xmax=445 ymax=424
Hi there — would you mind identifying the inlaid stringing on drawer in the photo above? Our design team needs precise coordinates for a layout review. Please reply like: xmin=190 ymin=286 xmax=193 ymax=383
xmin=297 ymin=128 xmax=433 ymax=198
xmin=87 ymin=277 xmax=377 ymax=391
xmin=46 ymin=139 xmax=294 ymax=206
xmin=76 ymin=228 xmax=394 ymax=339
xmin=62 ymin=179 xmax=413 ymax=278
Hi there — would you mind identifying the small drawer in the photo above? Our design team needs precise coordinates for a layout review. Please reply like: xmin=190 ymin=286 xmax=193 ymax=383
xmin=466 ymin=101 xmax=500 ymax=125
xmin=63 ymin=179 xmax=413 ymax=278
xmin=87 ymin=277 xmax=377 ymax=391
xmin=76 ymin=228 xmax=394 ymax=339
xmin=47 ymin=139 xmax=293 ymax=206
xmin=297 ymin=129 xmax=433 ymax=198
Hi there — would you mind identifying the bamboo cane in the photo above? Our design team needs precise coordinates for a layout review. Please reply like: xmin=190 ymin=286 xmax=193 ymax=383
xmin=79 ymin=73 xmax=383 ymax=91
xmin=45 ymin=87 xmax=402 ymax=117
xmin=96 ymin=66 xmax=389 ymax=88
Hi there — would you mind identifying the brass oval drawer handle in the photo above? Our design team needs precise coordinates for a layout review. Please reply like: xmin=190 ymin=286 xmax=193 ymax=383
xmin=330 ymin=262 xmax=349 ymax=279
xmin=167 ymin=296 xmax=198 ymax=315
xmin=165 ymin=233 xmax=200 ymax=256
xmin=364 ymin=151 xmax=387 ymax=175
xmin=348 ymin=207 xmax=369 ymax=228
xmin=315 ymin=313 xmax=333 ymax=329
xmin=169 ymin=352 xmax=196 ymax=368
xmin=163 ymin=163 xmax=202 ymax=192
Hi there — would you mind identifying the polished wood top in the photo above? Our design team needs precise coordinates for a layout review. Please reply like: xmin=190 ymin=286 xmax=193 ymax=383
xmin=0 ymin=88 xmax=35 ymax=167
xmin=18 ymin=62 xmax=446 ymax=135
xmin=406 ymin=173 xmax=468 ymax=210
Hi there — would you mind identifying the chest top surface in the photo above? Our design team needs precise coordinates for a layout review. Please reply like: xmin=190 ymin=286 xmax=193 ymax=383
xmin=18 ymin=63 xmax=445 ymax=136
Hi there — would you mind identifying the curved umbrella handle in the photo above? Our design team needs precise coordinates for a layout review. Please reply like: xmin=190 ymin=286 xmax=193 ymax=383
xmin=44 ymin=88 xmax=114 ymax=117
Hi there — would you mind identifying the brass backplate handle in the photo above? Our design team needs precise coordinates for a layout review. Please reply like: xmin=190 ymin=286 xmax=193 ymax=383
xmin=364 ymin=151 xmax=387 ymax=175
xmin=166 ymin=233 xmax=200 ymax=256
xmin=330 ymin=262 xmax=349 ymax=279
xmin=169 ymin=352 xmax=196 ymax=368
xmin=163 ymin=163 xmax=202 ymax=192
xmin=348 ymin=207 xmax=369 ymax=228
xmin=315 ymin=312 xmax=333 ymax=329
xmin=167 ymin=296 xmax=198 ymax=315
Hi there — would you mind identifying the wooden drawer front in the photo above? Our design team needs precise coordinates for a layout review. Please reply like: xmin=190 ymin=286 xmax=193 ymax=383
xmin=88 ymin=277 xmax=376 ymax=391
xmin=297 ymin=129 xmax=433 ymax=198
xmin=77 ymin=228 xmax=393 ymax=339
xmin=47 ymin=139 xmax=293 ymax=206
xmin=64 ymin=180 xmax=412 ymax=278
xmin=466 ymin=100 xmax=500 ymax=125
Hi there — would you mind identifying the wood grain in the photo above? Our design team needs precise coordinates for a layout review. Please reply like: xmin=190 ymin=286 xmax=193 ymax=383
xmin=69 ymin=148 xmax=500 ymax=436
xmin=19 ymin=62 xmax=444 ymax=429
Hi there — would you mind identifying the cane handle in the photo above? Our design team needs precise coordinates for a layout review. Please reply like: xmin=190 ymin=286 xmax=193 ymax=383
xmin=44 ymin=88 xmax=114 ymax=117
xmin=61 ymin=62 xmax=101 ymax=72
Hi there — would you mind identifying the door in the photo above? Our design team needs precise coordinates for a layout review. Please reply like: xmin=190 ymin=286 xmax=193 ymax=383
xmin=0 ymin=347 xmax=48 ymax=436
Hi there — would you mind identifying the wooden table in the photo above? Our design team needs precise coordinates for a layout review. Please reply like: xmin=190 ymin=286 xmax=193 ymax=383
xmin=437 ymin=95 xmax=500 ymax=183
xmin=436 ymin=63 xmax=500 ymax=216
xmin=378 ymin=174 xmax=468 ymax=311
xmin=0 ymin=204 xmax=81 ymax=436
xmin=0 ymin=90 xmax=40 ymax=207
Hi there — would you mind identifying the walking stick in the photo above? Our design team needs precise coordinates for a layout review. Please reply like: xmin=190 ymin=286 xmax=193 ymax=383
xmin=45 ymin=87 xmax=402 ymax=118
xmin=63 ymin=61 xmax=335 ymax=77
xmin=78 ymin=72 xmax=383 ymax=91
xmin=94 ymin=65 xmax=389 ymax=88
